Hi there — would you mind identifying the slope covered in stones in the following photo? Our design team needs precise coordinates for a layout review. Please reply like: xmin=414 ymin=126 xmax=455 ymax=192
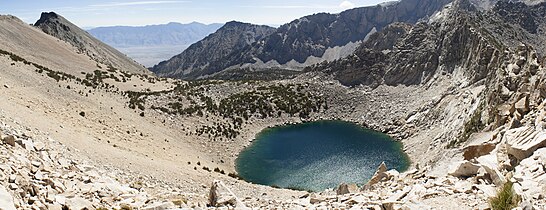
xmin=34 ymin=12 xmax=150 ymax=74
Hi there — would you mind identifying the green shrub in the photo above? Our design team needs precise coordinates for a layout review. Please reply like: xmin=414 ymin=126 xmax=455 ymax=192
xmin=227 ymin=172 xmax=241 ymax=179
xmin=490 ymin=182 xmax=520 ymax=210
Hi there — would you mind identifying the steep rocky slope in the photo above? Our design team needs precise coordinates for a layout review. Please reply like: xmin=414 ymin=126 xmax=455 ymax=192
xmin=309 ymin=0 xmax=546 ymax=88
xmin=0 ymin=15 xmax=103 ymax=75
xmin=152 ymin=21 xmax=276 ymax=78
xmin=152 ymin=0 xmax=452 ymax=79
xmin=295 ymin=0 xmax=546 ymax=207
xmin=34 ymin=12 xmax=149 ymax=74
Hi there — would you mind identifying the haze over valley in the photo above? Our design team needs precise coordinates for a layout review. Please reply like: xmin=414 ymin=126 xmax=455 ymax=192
xmin=87 ymin=22 xmax=223 ymax=67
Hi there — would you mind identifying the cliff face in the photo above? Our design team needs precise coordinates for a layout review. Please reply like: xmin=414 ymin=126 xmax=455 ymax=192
xmin=152 ymin=0 xmax=452 ymax=79
xmin=308 ymin=0 xmax=546 ymax=87
xmin=151 ymin=21 xmax=276 ymax=78
xmin=250 ymin=0 xmax=452 ymax=64
xmin=34 ymin=12 xmax=149 ymax=74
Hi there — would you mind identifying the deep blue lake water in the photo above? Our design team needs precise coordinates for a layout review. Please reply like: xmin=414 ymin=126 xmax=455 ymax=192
xmin=235 ymin=121 xmax=410 ymax=192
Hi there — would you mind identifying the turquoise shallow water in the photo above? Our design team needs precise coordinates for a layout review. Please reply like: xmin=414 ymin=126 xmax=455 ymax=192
xmin=235 ymin=121 xmax=410 ymax=192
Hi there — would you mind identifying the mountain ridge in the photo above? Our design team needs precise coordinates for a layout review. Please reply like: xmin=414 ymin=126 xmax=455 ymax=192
xmin=151 ymin=0 xmax=452 ymax=79
xmin=34 ymin=12 xmax=149 ymax=74
xmin=151 ymin=21 xmax=276 ymax=78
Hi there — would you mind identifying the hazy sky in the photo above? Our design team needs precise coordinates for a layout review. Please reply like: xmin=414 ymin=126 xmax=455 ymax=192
xmin=0 ymin=0 xmax=392 ymax=28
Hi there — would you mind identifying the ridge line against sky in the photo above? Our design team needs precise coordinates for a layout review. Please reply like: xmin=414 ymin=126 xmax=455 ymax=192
xmin=0 ymin=0 xmax=392 ymax=28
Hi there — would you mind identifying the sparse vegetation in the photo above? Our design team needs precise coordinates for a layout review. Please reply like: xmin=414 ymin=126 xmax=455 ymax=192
xmin=228 ymin=172 xmax=241 ymax=180
xmin=489 ymin=182 xmax=520 ymax=210
xmin=213 ymin=167 xmax=225 ymax=174
xmin=139 ymin=81 xmax=327 ymax=139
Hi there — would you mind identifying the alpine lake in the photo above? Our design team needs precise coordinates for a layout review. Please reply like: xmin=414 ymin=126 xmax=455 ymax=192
xmin=236 ymin=120 xmax=410 ymax=192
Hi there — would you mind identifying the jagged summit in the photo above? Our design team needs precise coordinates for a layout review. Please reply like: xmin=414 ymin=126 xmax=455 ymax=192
xmin=0 ymin=12 xmax=104 ymax=74
xmin=34 ymin=12 xmax=149 ymax=74
xmin=224 ymin=20 xmax=251 ymax=26
xmin=34 ymin=12 xmax=60 ymax=25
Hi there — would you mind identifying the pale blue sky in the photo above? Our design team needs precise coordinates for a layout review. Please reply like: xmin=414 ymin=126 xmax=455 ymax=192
xmin=0 ymin=0 xmax=391 ymax=28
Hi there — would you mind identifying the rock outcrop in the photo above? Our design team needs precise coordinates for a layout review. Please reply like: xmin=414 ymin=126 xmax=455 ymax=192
xmin=503 ymin=127 xmax=546 ymax=162
xmin=310 ymin=0 xmax=505 ymax=87
xmin=208 ymin=180 xmax=246 ymax=208
xmin=0 ymin=123 xmax=181 ymax=209
xmin=336 ymin=183 xmax=358 ymax=195
xmin=448 ymin=161 xmax=481 ymax=177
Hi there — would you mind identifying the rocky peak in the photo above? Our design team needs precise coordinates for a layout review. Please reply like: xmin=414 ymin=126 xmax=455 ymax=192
xmin=469 ymin=0 xmax=546 ymax=9
xmin=34 ymin=12 xmax=60 ymax=26
xmin=252 ymin=0 xmax=453 ymax=65
xmin=34 ymin=12 xmax=149 ymax=74
xmin=223 ymin=20 xmax=252 ymax=27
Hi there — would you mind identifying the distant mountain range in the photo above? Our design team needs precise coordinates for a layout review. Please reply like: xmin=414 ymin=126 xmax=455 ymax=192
xmin=88 ymin=22 xmax=223 ymax=48
xmin=87 ymin=22 xmax=223 ymax=67
xmin=151 ymin=0 xmax=453 ymax=79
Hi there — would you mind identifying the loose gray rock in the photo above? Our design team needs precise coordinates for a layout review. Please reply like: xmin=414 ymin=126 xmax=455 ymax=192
xmin=2 ymin=135 xmax=16 ymax=147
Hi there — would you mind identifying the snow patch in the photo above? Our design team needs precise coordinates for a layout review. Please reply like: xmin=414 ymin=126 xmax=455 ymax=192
xmin=231 ymin=41 xmax=362 ymax=71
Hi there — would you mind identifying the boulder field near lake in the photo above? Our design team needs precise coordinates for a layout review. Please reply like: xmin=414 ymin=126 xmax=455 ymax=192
xmin=1 ymin=0 xmax=546 ymax=209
